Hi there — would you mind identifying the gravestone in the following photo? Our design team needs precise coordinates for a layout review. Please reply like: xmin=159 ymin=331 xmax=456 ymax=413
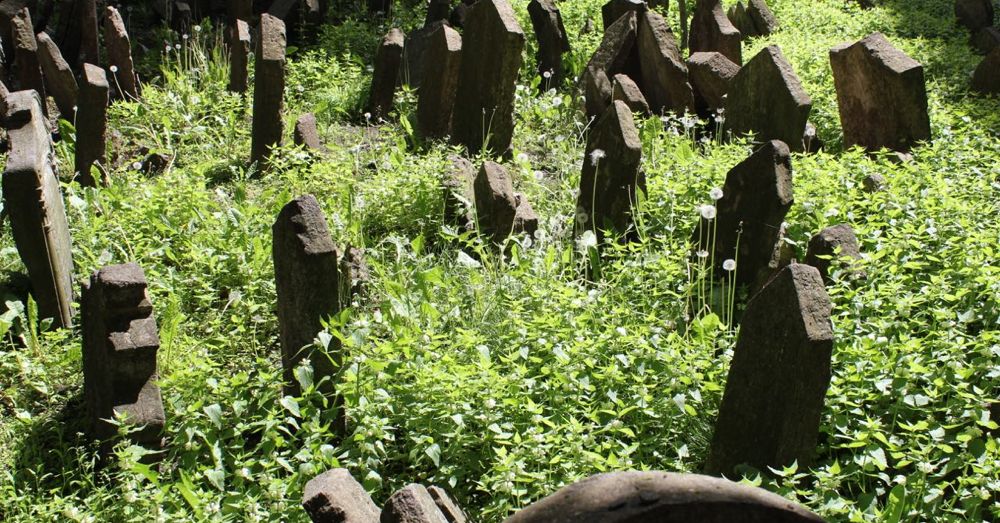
xmin=728 ymin=0 xmax=777 ymax=37
xmin=228 ymin=19 xmax=251 ymax=93
xmin=474 ymin=161 xmax=537 ymax=243
xmin=381 ymin=484 xmax=449 ymax=523
xmin=273 ymin=195 xmax=341 ymax=399
xmin=805 ymin=224 xmax=864 ymax=283
xmin=104 ymin=6 xmax=140 ymax=100
xmin=425 ymin=0 xmax=451 ymax=25
xmin=417 ymin=24 xmax=462 ymax=140
xmin=294 ymin=113 xmax=323 ymax=151
xmin=687 ymin=51 xmax=739 ymax=117
xmin=81 ymin=263 xmax=165 ymax=448
xmin=444 ymin=156 xmax=477 ymax=232
xmin=250 ymin=13 xmax=286 ymax=169
xmin=427 ymin=487 xmax=467 ymax=523
xmin=973 ymin=26 xmax=1000 ymax=55
xmin=451 ymin=0 xmax=524 ymax=156
xmin=528 ymin=0 xmax=571 ymax=87
xmin=583 ymin=65 xmax=614 ymax=120
xmin=402 ymin=21 xmax=445 ymax=88
xmin=2 ymin=90 xmax=75 ymax=329
xmin=636 ymin=10 xmax=695 ymax=115
xmin=611 ymin=73 xmax=650 ymax=114
xmin=75 ymin=64 xmax=109 ymax=187
xmin=955 ymin=0 xmax=994 ymax=33
xmin=339 ymin=246 xmax=370 ymax=305
xmin=973 ymin=46 xmax=1000 ymax=94
xmin=723 ymin=45 xmax=812 ymax=152
xmin=0 ymin=79 xmax=9 ymax=115
xmin=366 ymin=28 xmax=405 ymax=121
xmin=862 ymin=173 xmax=886 ymax=193
xmin=36 ymin=31 xmax=78 ymax=119
xmin=11 ymin=8 xmax=46 ymax=111
xmin=449 ymin=0 xmax=476 ymax=28
xmin=601 ymin=0 xmax=647 ymax=30
xmin=705 ymin=264 xmax=833 ymax=476
xmin=505 ymin=471 xmax=824 ymax=522
xmin=577 ymin=100 xmax=643 ymax=243
xmin=689 ymin=0 xmax=742 ymax=65
xmin=303 ymin=469 xmax=381 ymax=523
xmin=691 ymin=140 xmax=793 ymax=287
xmin=830 ymin=33 xmax=930 ymax=153
xmin=581 ymin=12 xmax=639 ymax=120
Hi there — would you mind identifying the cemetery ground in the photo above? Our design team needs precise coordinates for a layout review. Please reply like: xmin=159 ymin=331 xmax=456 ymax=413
xmin=1 ymin=0 xmax=1000 ymax=521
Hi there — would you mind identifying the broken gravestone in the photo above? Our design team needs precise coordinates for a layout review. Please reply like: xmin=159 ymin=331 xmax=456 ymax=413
xmin=611 ymin=74 xmax=650 ymax=114
xmin=417 ymin=24 xmax=462 ymax=140
xmin=601 ymin=0 xmax=647 ymax=30
xmin=687 ymin=51 xmax=740 ymax=117
xmin=104 ymin=6 xmax=140 ymax=100
xmin=830 ymin=33 xmax=931 ymax=153
xmin=294 ymin=113 xmax=324 ymax=151
xmin=474 ymin=161 xmax=538 ymax=243
xmin=228 ymin=19 xmax=251 ymax=93
xmin=11 ymin=8 xmax=46 ymax=112
xmin=382 ymin=484 xmax=449 ymax=523
xmin=427 ymin=487 xmax=467 ymax=523
xmin=689 ymin=0 xmax=742 ymax=65
xmin=3 ymin=90 xmax=75 ymax=328
xmin=366 ymin=28 xmax=405 ymax=121
xmin=723 ymin=45 xmax=812 ymax=152
xmin=36 ymin=31 xmax=78 ymax=119
xmin=503 ymin=471 xmax=824 ymax=522
xmin=451 ymin=0 xmax=525 ymax=156
xmin=805 ymin=223 xmax=865 ymax=284
xmin=727 ymin=0 xmax=777 ymax=38
xmin=302 ymin=469 xmax=381 ymax=523
xmin=75 ymin=64 xmax=109 ymax=187
xmin=82 ymin=263 xmax=165 ymax=449
xmin=973 ymin=46 xmax=1000 ymax=94
xmin=580 ymin=11 xmax=640 ymax=120
xmin=250 ymin=13 xmax=286 ymax=170
xmin=637 ymin=10 xmax=695 ymax=115
xmin=528 ymin=0 xmax=571 ymax=87
xmin=705 ymin=264 xmax=833 ymax=476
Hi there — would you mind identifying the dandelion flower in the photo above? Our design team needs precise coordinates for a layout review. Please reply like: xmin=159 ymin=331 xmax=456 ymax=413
xmin=589 ymin=148 xmax=606 ymax=166
xmin=364 ymin=112 xmax=372 ymax=121
xmin=696 ymin=249 xmax=709 ymax=259
xmin=575 ymin=207 xmax=589 ymax=225
xmin=709 ymin=187 xmax=723 ymax=200
xmin=182 ymin=33 xmax=189 ymax=40
xmin=109 ymin=65 xmax=118 ymax=73
xmin=543 ymin=70 xmax=552 ymax=79
xmin=577 ymin=229 xmax=597 ymax=251
xmin=193 ymin=24 xmax=202 ymax=32
xmin=699 ymin=204 xmax=717 ymax=220
xmin=132 ymin=161 xmax=143 ymax=170
xmin=723 ymin=259 xmax=737 ymax=271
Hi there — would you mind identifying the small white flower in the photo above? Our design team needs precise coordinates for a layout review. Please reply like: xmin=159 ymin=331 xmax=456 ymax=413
xmin=696 ymin=249 xmax=709 ymax=259
xmin=193 ymin=24 xmax=202 ymax=32
xmin=709 ymin=187 xmax=723 ymax=200
xmin=577 ymin=229 xmax=597 ymax=251
xmin=132 ymin=161 xmax=142 ymax=170
xmin=182 ymin=33 xmax=190 ymax=40
xmin=550 ymin=96 xmax=563 ymax=108
xmin=175 ymin=43 xmax=181 ymax=49
xmin=543 ymin=70 xmax=552 ymax=79
xmin=699 ymin=204 xmax=717 ymax=220
xmin=109 ymin=65 xmax=119 ymax=73
xmin=589 ymin=148 xmax=606 ymax=166
xmin=364 ymin=112 xmax=372 ymax=121
xmin=723 ymin=259 xmax=736 ymax=271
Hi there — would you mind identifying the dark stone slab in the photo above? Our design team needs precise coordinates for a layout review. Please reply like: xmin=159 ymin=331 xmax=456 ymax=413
xmin=955 ymin=0 xmax=994 ymax=33
xmin=75 ymin=63 xmax=108 ymax=187
xmin=36 ymin=31 xmax=77 ymax=119
xmin=687 ymin=51 xmax=739 ymax=117
xmin=425 ymin=0 xmax=451 ymax=25
xmin=728 ymin=0 xmax=777 ymax=37
xmin=11 ymin=8 xmax=45 ymax=112
xmin=611 ymin=73 xmax=650 ymax=115
xmin=79 ymin=0 xmax=98 ymax=65
xmin=689 ymin=0 xmax=742 ymax=65
xmin=381 ymin=484 xmax=449 ymax=523
xmin=474 ymin=161 xmax=536 ymax=243
xmin=528 ymin=0 xmax=571 ymax=87
xmin=805 ymin=224 xmax=864 ymax=283
xmin=427 ymin=487 xmax=467 ymax=523
xmin=294 ymin=112 xmax=323 ymax=151
xmin=636 ymin=10 xmax=694 ymax=115
xmin=303 ymin=469 xmax=381 ymax=523
xmin=401 ymin=21 xmax=444 ymax=89
xmin=228 ymin=19 xmax=251 ymax=93
xmin=443 ymin=156 xmax=476 ymax=232
xmin=972 ymin=26 xmax=1000 ymax=54
xmin=830 ymin=33 xmax=930 ymax=153
xmin=601 ymin=0 xmax=647 ymax=30
xmin=723 ymin=45 xmax=811 ymax=152
xmin=449 ymin=0 xmax=475 ymax=29
xmin=104 ymin=6 xmax=140 ymax=100
xmin=504 ymin=471 xmax=824 ymax=522
xmin=250 ymin=13 xmax=286 ymax=169
xmin=973 ymin=46 xmax=1000 ymax=94
xmin=580 ymin=11 xmax=639 ymax=120
xmin=366 ymin=28 xmax=404 ymax=121
xmin=705 ymin=264 xmax=833 ymax=476
xmin=417 ymin=24 xmax=461 ymax=140
xmin=2 ymin=90 xmax=74 ymax=328
xmin=583 ymin=65 xmax=613 ymax=121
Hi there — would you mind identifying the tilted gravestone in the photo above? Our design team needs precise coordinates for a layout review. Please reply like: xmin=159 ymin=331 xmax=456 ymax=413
xmin=37 ymin=31 xmax=78 ymax=119
xmin=294 ymin=113 xmax=323 ymax=151
xmin=973 ymin=46 xmax=1000 ymax=94
xmin=417 ymin=24 xmax=462 ymax=140
xmin=689 ymin=0 xmax=742 ymax=65
xmin=705 ymin=264 xmax=833 ymax=476
xmin=601 ymin=0 xmax=647 ymax=30
xmin=82 ymin=263 xmax=165 ymax=448
xmin=11 ymin=8 xmax=46 ymax=112
xmin=637 ymin=10 xmax=695 ymax=115
xmin=611 ymin=73 xmax=650 ymax=115
xmin=474 ymin=161 xmax=538 ymax=243
xmin=955 ymin=0 xmax=994 ymax=33
xmin=691 ymin=140 xmax=793 ymax=287
xmin=75 ymin=64 xmax=109 ymax=187
xmin=503 ymin=471 xmax=824 ymax=522
xmin=427 ymin=487 xmax=468 ymax=523
xmin=528 ymin=0 xmax=571 ymax=87
xmin=451 ymin=0 xmax=524 ymax=156
xmin=228 ymin=19 xmax=251 ymax=93
xmin=104 ymin=6 xmax=140 ymax=100
xmin=2 ymin=90 xmax=75 ymax=329
xmin=366 ymin=28 xmax=405 ymax=121
xmin=687 ymin=51 xmax=740 ymax=117
xmin=830 ymin=33 xmax=930 ymax=153
xmin=723 ymin=45 xmax=812 ymax=152
xmin=805 ymin=223 xmax=865 ymax=284
xmin=381 ymin=484 xmax=449 ymax=523
xmin=250 ymin=14 xmax=287 ymax=170
xmin=577 ymin=100 xmax=643 ymax=243
xmin=727 ymin=0 xmax=777 ymax=38
xmin=580 ymin=11 xmax=640 ymax=120
xmin=303 ymin=469 xmax=381 ymax=523
xmin=273 ymin=195 xmax=342 ymax=403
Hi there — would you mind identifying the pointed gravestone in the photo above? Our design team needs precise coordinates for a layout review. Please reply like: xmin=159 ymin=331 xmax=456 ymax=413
xmin=250 ymin=14 xmax=286 ymax=170
xmin=76 ymin=64 xmax=109 ymax=187
xmin=637 ymin=10 xmax=695 ymax=115
xmin=577 ymin=100 xmax=643 ymax=243
xmin=611 ymin=74 xmax=650 ymax=115
xmin=82 ymin=263 xmax=165 ymax=449
xmin=728 ymin=0 xmax=777 ymax=38
xmin=303 ymin=469 xmax=381 ymax=523
xmin=687 ymin=51 xmax=739 ymax=117
xmin=689 ymin=0 xmax=742 ymax=65
xmin=427 ymin=487 xmax=468 ymax=523
xmin=601 ymin=0 xmax=647 ymax=30
xmin=417 ymin=24 xmax=462 ymax=140
xmin=474 ymin=161 xmax=538 ymax=243
xmin=705 ymin=264 xmax=833 ymax=476
xmin=366 ymin=28 xmax=405 ymax=121
xmin=723 ymin=45 xmax=812 ymax=152
xmin=528 ymin=0 xmax=571 ymax=88
xmin=805 ymin=223 xmax=865 ymax=284
xmin=830 ymin=33 xmax=930 ymax=154
xmin=401 ymin=21 xmax=445 ymax=89
xmin=11 ymin=8 xmax=46 ymax=112
xmin=228 ymin=19 xmax=251 ymax=93
xmin=294 ymin=113 xmax=323 ymax=151
xmin=104 ymin=6 xmax=140 ymax=100
xmin=955 ymin=0 xmax=994 ymax=33
xmin=581 ymin=11 xmax=640 ymax=120
xmin=451 ymin=0 xmax=524 ymax=156
xmin=382 ymin=485 xmax=449 ymax=523
xmin=973 ymin=46 xmax=1000 ymax=94
xmin=37 ymin=31 xmax=78 ymax=119
xmin=692 ymin=140 xmax=793 ymax=287
xmin=504 ymin=471 xmax=824 ymax=522
xmin=2 ymin=90 xmax=75 ymax=329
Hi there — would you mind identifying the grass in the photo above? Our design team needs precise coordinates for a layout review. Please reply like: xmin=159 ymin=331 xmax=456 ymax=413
xmin=1 ymin=0 xmax=999 ymax=521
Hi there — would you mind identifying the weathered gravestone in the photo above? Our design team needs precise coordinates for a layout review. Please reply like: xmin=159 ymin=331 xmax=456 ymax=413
xmin=830 ymin=33 xmax=930 ymax=153
xmin=250 ymin=13 xmax=286 ymax=169
xmin=2 ymin=90 xmax=74 ymax=328
xmin=104 ymin=6 xmax=140 ymax=100
xmin=474 ymin=161 xmax=538 ymax=243
xmin=723 ymin=45 xmax=812 ymax=152
xmin=577 ymin=100 xmax=643 ymax=243
xmin=528 ymin=0 xmax=571 ymax=87
xmin=75 ymin=64 xmax=109 ymax=187
xmin=427 ymin=487 xmax=467 ymax=523
xmin=303 ymin=468 xmax=381 ymax=523
xmin=727 ymin=0 xmax=777 ymax=38
xmin=228 ymin=19 xmax=251 ymax=93
xmin=401 ymin=20 xmax=445 ymax=89
xmin=451 ymin=0 xmax=524 ymax=156
xmin=272 ymin=195 xmax=342 ymax=401
xmin=11 ymin=8 xmax=46 ymax=111
xmin=805 ymin=223 xmax=864 ymax=284
xmin=973 ymin=46 xmax=1000 ymax=94
xmin=580 ymin=11 xmax=640 ymax=120
xmin=82 ymin=263 xmax=165 ymax=449
xmin=294 ymin=113 xmax=323 ymax=151
xmin=366 ymin=28 xmax=405 ymax=121
xmin=80 ymin=0 xmax=100 ymax=66
xmin=417 ymin=24 xmax=461 ymax=140
xmin=444 ymin=156 xmax=477 ymax=232
xmin=687 ymin=51 xmax=739 ymax=118
xmin=691 ymin=140 xmax=793 ymax=287
xmin=955 ymin=0 xmax=994 ymax=33
xmin=689 ymin=0 xmax=742 ymax=65
xmin=504 ymin=471 xmax=824 ymax=522
xmin=381 ymin=484 xmax=449 ymax=523
xmin=611 ymin=73 xmax=650 ymax=114
xmin=339 ymin=246 xmax=370 ymax=305
xmin=601 ymin=0 xmax=647 ymax=30
xmin=36 ymin=31 xmax=78 ymax=119
xmin=705 ymin=264 xmax=833 ymax=476
xmin=636 ymin=10 xmax=695 ymax=115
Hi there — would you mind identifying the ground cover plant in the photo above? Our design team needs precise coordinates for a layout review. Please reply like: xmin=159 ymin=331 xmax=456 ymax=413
xmin=1 ymin=0 xmax=999 ymax=521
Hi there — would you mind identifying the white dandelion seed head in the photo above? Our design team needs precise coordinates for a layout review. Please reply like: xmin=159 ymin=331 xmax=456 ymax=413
xmin=182 ymin=33 xmax=189 ymax=40
xmin=109 ymin=65 xmax=119 ymax=73
xmin=543 ymin=70 xmax=552 ymax=79
xmin=575 ymin=207 xmax=589 ymax=225
xmin=696 ymin=249 xmax=709 ymax=259
xmin=699 ymin=204 xmax=717 ymax=220
xmin=193 ymin=24 xmax=202 ymax=32
xmin=723 ymin=259 xmax=737 ymax=271
xmin=589 ymin=148 xmax=606 ymax=166
xmin=577 ymin=229 xmax=598 ymax=251
xmin=709 ymin=187 xmax=723 ymax=200
xmin=132 ymin=161 xmax=142 ymax=170
xmin=364 ymin=112 xmax=372 ymax=121
xmin=175 ymin=43 xmax=181 ymax=49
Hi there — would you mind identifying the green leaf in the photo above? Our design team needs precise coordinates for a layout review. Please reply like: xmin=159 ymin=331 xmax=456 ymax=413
xmin=425 ymin=443 xmax=441 ymax=467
